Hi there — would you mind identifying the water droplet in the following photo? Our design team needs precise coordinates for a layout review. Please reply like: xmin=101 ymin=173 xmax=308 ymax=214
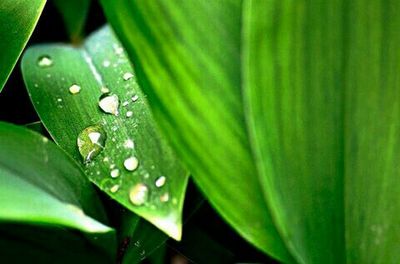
xmin=110 ymin=164 xmax=116 ymax=169
xmin=37 ymin=55 xmax=53 ymax=67
xmin=111 ymin=169 xmax=120 ymax=178
xmin=123 ymin=72 xmax=134 ymax=81
xmin=160 ymin=193 xmax=169 ymax=202
xmin=101 ymin=87 xmax=110 ymax=94
xmin=110 ymin=184 xmax=119 ymax=193
xmin=131 ymin=95 xmax=139 ymax=102
xmin=102 ymin=60 xmax=111 ymax=67
xmin=129 ymin=183 xmax=149 ymax=206
xmin=114 ymin=46 xmax=124 ymax=55
xmin=77 ymin=125 xmax=107 ymax=163
xmin=155 ymin=176 xmax=166 ymax=188
xmin=122 ymin=101 xmax=129 ymax=106
xmin=124 ymin=156 xmax=139 ymax=171
xmin=57 ymin=98 xmax=62 ymax=102
xmin=103 ymin=157 xmax=109 ymax=162
xmin=42 ymin=137 xmax=49 ymax=143
xmin=123 ymin=139 xmax=134 ymax=149
xmin=126 ymin=111 xmax=133 ymax=118
xmin=99 ymin=93 xmax=119 ymax=116
xmin=69 ymin=84 xmax=81 ymax=94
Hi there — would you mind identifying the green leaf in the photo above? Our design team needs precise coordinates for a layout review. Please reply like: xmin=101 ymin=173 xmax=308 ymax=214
xmin=21 ymin=26 xmax=189 ymax=240
xmin=53 ymin=0 xmax=91 ymax=43
xmin=0 ymin=121 xmax=115 ymax=260
xmin=0 ymin=0 xmax=46 ymax=92
xmin=243 ymin=1 xmax=400 ymax=263
xmin=120 ymin=212 xmax=167 ymax=264
xmin=100 ymin=1 xmax=293 ymax=261
xmin=102 ymin=0 xmax=400 ymax=263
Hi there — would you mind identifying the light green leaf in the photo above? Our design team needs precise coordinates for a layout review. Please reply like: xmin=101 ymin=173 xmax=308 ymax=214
xmin=103 ymin=0 xmax=400 ymax=263
xmin=21 ymin=26 xmax=189 ymax=240
xmin=0 ymin=121 xmax=115 ymax=260
xmin=53 ymin=0 xmax=91 ymax=43
xmin=0 ymin=0 xmax=46 ymax=92
xmin=100 ymin=1 xmax=293 ymax=262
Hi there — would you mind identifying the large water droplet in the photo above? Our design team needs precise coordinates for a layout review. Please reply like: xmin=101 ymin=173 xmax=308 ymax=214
xmin=99 ymin=93 xmax=119 ymax=116
xmin=69 ymin=84 xmax=81 ymax=94
xmin=155 ymin=176 xmax=166 ymax=188
xmin=129 ymin=183 xmax=149 ymax=206
xmin=77 ymin=125 xmax=107 ymax=163
xmin=123 ymin=72 xmax=134 ymax=81
xmin=124 ymin=156 xmax=139 ymax=171
xmin=37 ymin=55 xmax=53 ymax=67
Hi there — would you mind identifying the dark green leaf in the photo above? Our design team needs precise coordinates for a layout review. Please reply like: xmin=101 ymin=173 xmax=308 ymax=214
xmin=0 ymin=121 xmax=115 ymax=260
xmin=103 ymin=0 xmax=400 ymax=263
xmin=21 ymin=26 xmax=189 ymax=240
xmin=100 ymin=1 xmax=292 ymax=261
xmin=53 ymin=0 xmax=91 ymax=43
xmin=0 ymin=223 xmax=112 ymax=263
xmin=0 ymin=0 xmax=45 ymax=92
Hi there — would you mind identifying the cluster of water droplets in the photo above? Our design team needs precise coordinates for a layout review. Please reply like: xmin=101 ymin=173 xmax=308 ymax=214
xmin=35 ymin=42 xmax=173 ymax=210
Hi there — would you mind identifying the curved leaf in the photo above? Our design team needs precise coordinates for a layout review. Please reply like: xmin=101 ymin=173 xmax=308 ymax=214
xmin=0 ymin=122 xmax=115 ymax=260
xmin=0 ymin=0 xmax=46 ymax=92
xmin=103 ymin=0 xmax=400 ymax=263
xmin=53 ymin=0 xmax=91 ymax=42
xmin=100 ymin=1 xmax=293 ymax=262
xmin=21 ymin=26 xmax=188 ymax=240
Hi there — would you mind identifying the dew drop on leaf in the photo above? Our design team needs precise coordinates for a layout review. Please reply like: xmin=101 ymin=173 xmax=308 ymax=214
xmin=69 ymin=84 xmax=81 ymax=94
xmin=37 ymin=55 xmax=53 ymax=67
xmin=123 ymin=139 xmax=134 ymax=149
xmin=77 ymin=124 xmax=107 ymax=163
xmin=102 ymin=60 xmax=111 ymax=67
xmin=155 ymin=176 xmax=166 ymax=188
xmin=126 ymin=111 xmax=133 ymax=118
xmin=160 ymin=193 xmax=169 ymax=203
xmin=110 ymin=168 xmax=120 ymax=178
xmin=129 ymin=183 xmax=149 ymax=206
xmin=98 ymin=93 xmax=119 ymax=116
xmin=124 ymin=156 xmax=139 ymax=171
xmin=131 ymin=95 xmax=139 ymax=102
xmin=101 ymin=87 xmax=110 ymax=94
xmin=110 ymin=184 xmax=120 ymax=193
xmin=123 ymin=72 xmax=134 ymax=81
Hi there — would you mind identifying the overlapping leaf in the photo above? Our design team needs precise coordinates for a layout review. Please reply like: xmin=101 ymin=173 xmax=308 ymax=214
xmin=102 ymin=0 xmax=400 ymax=263
xmin=0 ymin=121 xmax=115 ymax=261
xmin=0 ymin=0 xmax=45 ymax=91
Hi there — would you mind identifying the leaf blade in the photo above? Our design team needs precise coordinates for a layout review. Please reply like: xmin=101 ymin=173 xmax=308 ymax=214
xmin=0 ymin=0 xmax=46 ymax=91
xmin=21 ymin=26 xmax=188 ymax=240
xmin=100 ymin=1 xmax=293 ymax=261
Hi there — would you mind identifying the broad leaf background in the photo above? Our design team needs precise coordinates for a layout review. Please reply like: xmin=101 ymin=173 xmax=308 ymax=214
xmin=0 ymin=0 xmax=46 ymax=92
xmin=102 ymin=0 xmax=400 ymax=263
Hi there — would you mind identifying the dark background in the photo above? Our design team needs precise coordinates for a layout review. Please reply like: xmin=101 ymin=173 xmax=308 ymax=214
xmin=0 ymin=1 xmax=278 ymax=263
